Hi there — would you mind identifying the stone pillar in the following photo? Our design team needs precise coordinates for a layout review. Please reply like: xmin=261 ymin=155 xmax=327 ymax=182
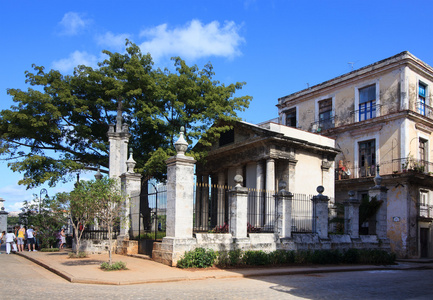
xmin=119 ymin=151 xmax=142 ymax=239
xmin=153 ymin=128 xmax=197 ymax=267
xmin=266 ymin=158 xmax=275 ymax=192
xmin=343 ymin=190 xmax=361 ymax=239
xmin=165 ymin=128 xmax=196 ymax=238
xmin=312 ymin=186 xmax=330 ymax=239
xmin=275 ymin=181 xmax=293 ymax=238
xmin=217 ymin=171 xmax=226 ymax=226
xmin=229 ymin=175 xmax=248 ymax=240
xmin=0 ymin=198 xmax=8 ymax=234
xmin=107 ymin=103 xmax=130 ymax=180
xmin=368 ymin=169 xmax=388 ymax=239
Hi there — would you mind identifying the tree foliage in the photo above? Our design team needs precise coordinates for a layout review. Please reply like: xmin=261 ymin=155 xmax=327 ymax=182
xmin=0 ymin=41 xmax=251 ymax=188
xmin=21 ymin=197 xmax=67 ymax=248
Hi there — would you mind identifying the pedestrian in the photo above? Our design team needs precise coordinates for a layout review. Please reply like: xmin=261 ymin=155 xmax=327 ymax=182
xmin=59 ymin=228 xmax=66 ymax=249
xmin=17 ymin=225 xmax=26 ymax=252
xmin=0 ymin=231 xmax=5 ymax=254
xmin=5 ymin=229 xmax=16 ymax=254
xmin=26 ymin=225 xmax=37 ymax=252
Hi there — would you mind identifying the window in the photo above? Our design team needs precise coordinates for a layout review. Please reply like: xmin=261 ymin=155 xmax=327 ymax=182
xmin=419 ymin=138 xmax=428 ymax=172
xmin=318 ymin=99 xmax=333 ymax=131
xmin=359 ymin=85 xmax=376 ymax=121
xmin=285 ymin=108 xmax=297 ymax=127
xmin=359 ymin=139 xmax=376 ymax=177
xmin=418 ymin=82 xmax=427 ymax=116
xmin=219 ymin=129 xmax=234 ymax=147
xmin=419 ymin=191 xmax=430 ymax=218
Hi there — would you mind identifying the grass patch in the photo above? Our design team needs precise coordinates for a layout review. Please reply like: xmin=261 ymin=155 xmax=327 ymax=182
xmin=100 ymin=261 xmax=127 ymax=271
xmin=40 ymin=248 xmax=60 ymax=252
xmin=68 ymin=251 xmax=88 ymax=258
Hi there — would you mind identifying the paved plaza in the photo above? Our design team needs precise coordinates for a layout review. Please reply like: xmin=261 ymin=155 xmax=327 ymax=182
xmin=0 ymin=245 xmax=432 ymax=299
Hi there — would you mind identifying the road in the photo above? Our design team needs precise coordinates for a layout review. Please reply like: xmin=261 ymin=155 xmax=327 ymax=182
xmin=0 ymin=253 xmax=432 ymax=299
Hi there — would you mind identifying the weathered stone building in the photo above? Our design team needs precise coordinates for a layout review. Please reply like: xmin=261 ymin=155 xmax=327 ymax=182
xmin=277 ymin=51 xmax=433 ymax=258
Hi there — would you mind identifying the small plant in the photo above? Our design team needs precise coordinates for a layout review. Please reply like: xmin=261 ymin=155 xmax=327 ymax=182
xmin=40 ymin=248 xmax=60 ymax=252
xmin=210 ymin=223 xmax=229 ymax=233
xmin=247 ymin=222 xmax=261 ymax=233
xmin=100 ymin=261 xmax=127 ymax=271
xmin=68 ymin=251 xmax=88 ymax=258
xmin=177 ymin=248 xmax=217 ymax=268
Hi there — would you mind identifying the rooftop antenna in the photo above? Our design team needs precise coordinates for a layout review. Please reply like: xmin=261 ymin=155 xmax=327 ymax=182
xmin=348 ymin=62 xmax=355 ymax=71
xmin=306 ymin=83 xmax=310 ymax=88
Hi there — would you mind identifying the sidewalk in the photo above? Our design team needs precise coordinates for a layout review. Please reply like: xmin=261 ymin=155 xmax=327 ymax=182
xmin=15 ymin=250 xmax=433 ymax=285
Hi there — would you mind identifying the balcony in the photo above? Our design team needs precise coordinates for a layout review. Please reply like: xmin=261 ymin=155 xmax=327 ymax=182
xmin=311 ymin=116 xmax=335 ymax=133
xmin=336 ymin=158 xmax=433 ymax=180
xmin=415 ymin=101 xmax=433 ymax=118
xmin=419 ymin=204 xmax=433 ymax=219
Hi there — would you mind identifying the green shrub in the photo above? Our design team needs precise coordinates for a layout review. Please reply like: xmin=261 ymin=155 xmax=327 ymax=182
xmin=100 ymin=261 xmax=127 ymax=271
xmin=177 ymin=248 xmax=217 ymax=268
xmin=269 ymin=250 xmax=294 ymax=265
xmin=40 ymin=248 xmax=60 ymax=252
xmin=229 ymin=249 xmax=243 ymax=265
xmin=311 ymin=249 xmax=342 ymax=264
xmin=342 ymin=248 xmax=360 ymax=264
xmin=242 ymin=250 xmax=270 ymax=266
xmin=358 ymin=249 xmax=396 ymax=265
xmin=294 ymin=250 xmax=312 ymax=264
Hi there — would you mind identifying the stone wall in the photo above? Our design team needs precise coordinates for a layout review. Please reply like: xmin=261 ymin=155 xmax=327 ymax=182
xmin=73 ymin=239 xmax=117 ymax=254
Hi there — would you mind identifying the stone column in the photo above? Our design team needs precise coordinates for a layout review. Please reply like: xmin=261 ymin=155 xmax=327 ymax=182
xmin=229 ymin=175 xmax=249 ymax=240
xmin=275 ymin=181 xmax=293 ymax=238
xmin=119 ymin=151 xmax=142 ymax=239
xmin=107 ymin=103 xmax=131 ymax=180
xmin=368 ymin=169 xmax=388 ymax=239
xmin=312 ymin=186 xmax=330 ymax=239
xmin=343 ymin=190 xmax=361 ymax=239
xmin=201 ymin=174 xmax=210 ymax=228
xmin=266 ymin=158 xmax=275 ymax=192
xmin=217 ymin=171 xmax=226 ymax=226
xmin=255 ymin=161 xmax=265 ymax=226
xmin=165 ymin=128 xmax=196 ymax=238
xmin=153 ymin=128 xmax=197 ymax=267
xmin=0 ymin=198 xmax=8 ymax=234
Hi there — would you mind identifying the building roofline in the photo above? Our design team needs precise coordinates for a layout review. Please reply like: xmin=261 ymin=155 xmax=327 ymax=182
xmin=277 ymin=51 xmax=433 ymax=106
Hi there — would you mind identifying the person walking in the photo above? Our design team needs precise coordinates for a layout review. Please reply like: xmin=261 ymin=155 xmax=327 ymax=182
xmin=26 ymin=226 xmax=37 ymax=252
xmin=5 ymin=229 xmax=16 ymax=254
xmin=0 ymin=231 xmax=5 ymax=254
xmin=59 ymin=228 xmax=66 ymax=250
xmin=17 ymin=225 xmax=26 ymax=252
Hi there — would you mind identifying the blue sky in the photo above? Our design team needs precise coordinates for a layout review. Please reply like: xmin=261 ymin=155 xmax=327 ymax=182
xmin=1 ymin=0 xmax=433 ymax=212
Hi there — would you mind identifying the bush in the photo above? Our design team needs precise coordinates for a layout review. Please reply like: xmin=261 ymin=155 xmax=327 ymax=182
xmin=101 ymin=261 xmax=127 ymax=271
xmin=342 ymin=248 xmax=360 ymax=264
xmin=311 ymin=249 xmax=342 ymax=264
xmin=242 ymin=250 xmax=270 ymax=266
xmin=177 ymin=248 xmax=217 ymax=268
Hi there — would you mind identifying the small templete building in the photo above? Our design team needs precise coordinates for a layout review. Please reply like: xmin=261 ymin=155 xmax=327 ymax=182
xmin=277 ymin=51 xmax=433 ymax=258
xmin=194 ymin=120 xmax=339 ymax=233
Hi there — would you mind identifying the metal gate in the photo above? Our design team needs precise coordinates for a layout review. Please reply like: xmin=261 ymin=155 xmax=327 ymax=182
xmin=134 ymin=181 xmax=167 ymax=256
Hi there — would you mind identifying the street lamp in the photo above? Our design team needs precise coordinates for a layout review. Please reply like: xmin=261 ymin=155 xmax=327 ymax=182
xmin=33 ymin=188 xmax=49 ymax=214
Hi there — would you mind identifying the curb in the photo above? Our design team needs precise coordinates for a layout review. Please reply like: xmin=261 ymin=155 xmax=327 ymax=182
xmin=15 ymin=253 xmax=433 ymax=286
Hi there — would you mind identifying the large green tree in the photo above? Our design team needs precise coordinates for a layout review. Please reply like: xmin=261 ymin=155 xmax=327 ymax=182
xmin=0 ymin=41 xmax=251 ymax=188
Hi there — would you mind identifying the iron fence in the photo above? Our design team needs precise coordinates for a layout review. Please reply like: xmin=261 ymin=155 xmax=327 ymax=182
xmin=291 ymin=193 xmax=314 ymax=233
xmin=79 ymin=229 xmax=119 ymax=240
xmin=194 ymin=183 xmax=228 ymax=232
xmin=247 ymin=190 xmax=276 ymax=233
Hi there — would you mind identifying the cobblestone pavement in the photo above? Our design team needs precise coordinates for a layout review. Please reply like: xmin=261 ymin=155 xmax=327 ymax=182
xmin=1 ymin=253 xmax=432 ymax=299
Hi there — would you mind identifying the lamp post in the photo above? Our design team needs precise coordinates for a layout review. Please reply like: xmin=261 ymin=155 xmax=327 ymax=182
xmin=34 ymin=188 xmax=49 ymax=214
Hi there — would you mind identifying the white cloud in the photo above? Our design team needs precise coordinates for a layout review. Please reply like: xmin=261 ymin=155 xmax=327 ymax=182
xmin=52 ymin=51 xmax=98 ymax=73
xmin=139 ymin=20 xmax=245 ymax=62
xmin=59 ymin=12 xmax=89 ymax=36
xmin=96 ymin=31 xmax=131 ymax=50
xmin=0 ymin=184 xmax=32 ymax=213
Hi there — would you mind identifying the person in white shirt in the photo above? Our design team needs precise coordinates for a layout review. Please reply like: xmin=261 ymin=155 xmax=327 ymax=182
xmin=26 ymin=226 xmax=36 ymax=251
xmin=5 ymin=229 xmax=16 ymax=254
